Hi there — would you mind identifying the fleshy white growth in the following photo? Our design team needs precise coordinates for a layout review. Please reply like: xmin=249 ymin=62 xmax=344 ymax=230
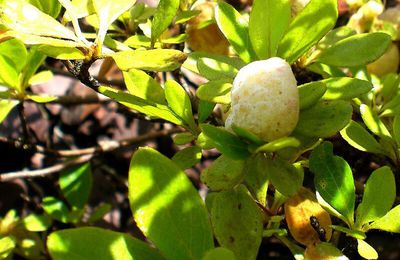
xmin=225 ymin=57 xmax=299 ymax=142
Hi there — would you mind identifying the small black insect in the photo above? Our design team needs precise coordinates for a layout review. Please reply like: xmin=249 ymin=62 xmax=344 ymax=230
xmin=310 ymin=216 xmax=327 ymax=242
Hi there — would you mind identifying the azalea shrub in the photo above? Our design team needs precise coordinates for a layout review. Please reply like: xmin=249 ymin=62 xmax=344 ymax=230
xmin=0 ymin=0 xmax=400 ymax=259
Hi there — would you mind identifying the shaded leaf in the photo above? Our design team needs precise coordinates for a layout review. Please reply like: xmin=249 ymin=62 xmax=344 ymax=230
xmin=298 ymin=81 xmax=327 ymax=110
xmin=59 ymin=163 xmax=92 ymax=209
xmin=203 ymin=247 xmax=235 ymax=260
xmin=198 ymin=100 xmax=215 ymax=123
xmin=309 ymin=142 xmax=355 ymax=226
xmin=340 ymin=120 xmax=385 ymax=155
xmin=244 ymin=154 xmax=269 ymax=206
xmin=129 ymin=148 xmax=214 ymax=260
xmin=356 ymin=167 xmax=395 ymax=228
xmin=175 ymin=10 xmax=201 ymax=24
xmin=249 ymin=0 xmax=290 ymax=59
xmin=172 ymin=146 xmax=202 ymax=169
xmin=255 ymin=137 xmax=300 ymax=153
xmin=87 ymin=203 xmax=112 ymax=223
xmin=295 ymin=100 xmax=353 ymax=138
xmin=173 ymin=132 xmax=195 ymax=145
xmin=215 ymin=3 xmax=257 ymax=63
xmin=200 ymin=124 xmax=250 ymax=159
xmin=47 ymin=227 xmax=164 ymax=260
xmin=330 ymin=225 xmax=366 ymax=239
xmin=317 ymin=32 xmax=391 ymax=67
xmin=201 ymin=155 xmax=245 ymax=191
xmin=112 ymin=49 xmax=187 ymax=71
xmin=42 ymin=197 xmax=70 ymax=223
xmin=277 ymin=0 xmax=338 ymax=63
xmin=394 ymin=115 xmax=400 ymax=146
xmin=211 ymin=185 xmax=263 ymax=260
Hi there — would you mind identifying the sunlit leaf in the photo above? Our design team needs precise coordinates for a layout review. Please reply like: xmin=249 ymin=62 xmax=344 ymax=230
xmin=173 ymin=132 xmax=195 ymax=145
xmin=215 ymin=3 xmax=257 ymax=63
xmin=309 ymin=142 xmax=355 ymax=226
xmin=356 ymin=167 xmax=395 ymax=229
xmin=0 ymin=100 xmax=19 ymax=124
xmin=340 ymin=120 xmax=386 ymax=155
xmin=151 ymin=0 xmax=179 ymax=43
xmin=182 ymin=52 xmax=245 ymax=75
xmin=360 ymin=104 xmax=391 ymax=139
xmin=99 ymin=86 xmax=182 ymax=125
xmin=201 ymin=155 xmax=245 ymax=191
xmin=369 ymin=205 xmax=400 ymax=233
xmin=330 ymin=225 xmax=366 ymax=239
xmin=197 ymin=79 xmax=232 ymax=104
xmin=42 ymin=197 xmax=70 ymax=223
xmin=211 ymin=185 xmax=263 ymax=260
xmin=47 ymin=227 xmax=164 ymax=260
xmin=112 ymin=49 xmax=187 ymax=71
xmin=321 ymin=77 xmax=372 ymax=100
xmin=129 ymin=148 xmax=214 ymax=260
xmin=197 ymin=57 xmax=238 ymax=80
xmin=0 ymin=236 xmax=15 ymax=259
xmin=59 ymin=163 xmax=92 ymax=209
xmin=28 ymin=70 xmax=53 ymax=86
xmin=21 ymin=214 xmax=52 ymax=232
xmin=0 ymin=55 xmax=19 ymax=88
xmin=255 ymin=137 xmax=300 ymax=153
xmin=317 ymin=32 xmax=392 ymax=67
xmin=36 ymin=45 xmax=85 ymax=60
xmin=0 ymin=38 xmax=27 ymax=72
xmin=357 ymin=239 xmax=378 ymax=260
xmin=123 ymin=69 xmax=166 ymax=105
xmin=249 ymin=0 xmax=290 ymax=59
xmin=394 ymin=115 xmax=400 ymax=146
xmin=175 ymin=10 xmax=201 ymax=24
xmin=28 ymin=0 xmax=61 ymax=18
xmin=165 ymin=80 xmax=196 ymax=129
xmin=277 ymin=0 xmax=338 ymax=63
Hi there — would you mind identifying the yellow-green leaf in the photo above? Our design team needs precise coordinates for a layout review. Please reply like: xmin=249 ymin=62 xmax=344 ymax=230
xmin=36 ymin=45 xmax=85 ymax=60
xmin=197 ymin=79 xmax=232 ymax=104
xmin=357 ymin=239 xmax=378 ymax=260
xmin=0 ymin=100 xmax=19 ymax=124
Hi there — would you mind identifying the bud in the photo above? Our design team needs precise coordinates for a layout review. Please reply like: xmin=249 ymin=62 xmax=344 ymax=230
xmin=225 ymin=57 xmax=299 ymax=142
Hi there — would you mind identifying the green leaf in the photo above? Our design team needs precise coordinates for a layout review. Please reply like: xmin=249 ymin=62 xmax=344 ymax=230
xmin=160 ymin=34 xmax=187 ymax=44
xmin=315 ymin=26 xmax=357 ymax=52
xmin=112 ymin=49 xmax=187 ymax=71
xmin=316 ymin=32 xmax=392 ymax=67
xmin=28 ymin=0 xmax=61 ymax=18
xmin=92 ymin=0 xmax=136 ymax=46
xmin=215 ymin=3 xmax=257 ymax=63
xmin=277 ymin=0 xmax=338 ymax=64
xmin=309 ymin=142 xmax=355 ymax=226
xmin=394 ymin=115 xmax=400 ymax=146
xmin=0 ymin=56 xmax=19 ymax=89
xmin=307 ymin=62 xmax=346 ymax=78
xmin=330 ymin=225 xmax=366 ymax=239
xmin=1 ymin=0 xmax=78 ymax=41
xmin=243 ymin=154 xmax=269 ymax=206
xmin=211 ymin=185 xmax=263 ymax=260
xmin=200 ymin=124 xmax=250 ymax=159
xmin=123 ymin=69 xmax=166 ymax=105
xmin=197 ymin=57 xmax=238 ymax=80
xmin=0 ymin=100 xmax=19 ymax=124
xmin=0 ymin=38 xmax=27 ymax=72
xmin=201 ymin=155 xmax=245 ymax=191
xmin=340 ymin=120 xmax=385 ymax=155
xmin=295 ymin=100 xmax=353 ymax=138
xmin=197 ymin=79 xmax=232 ymax=104
xmin=198 ymin=100 xmax=215 ymax=123
xmin=368 ymin=204 xmax=400 ymax=233
xmin=59 ymin=163 xmax=92 ymax=209
xmin=183 ymin=52 xmax=245 ymax=75
xmin=231 ymin=124 xmax=264 ymax=145
xmin=298 ymin=81 xmax=327 ymax=110
xmin=21 ymin=214 xmax=52 ymax=232
xmin=98 ymin=86 xmax=182 ymax=125
xmin=173 ymin=132 xmax=195 ymax=145
xmin=27 ymin=95 xmax=57 ymax=103
xmin=321 ymin=77 xmax=372 ymax=100
xmin=360 ymin=104 xmax=391 ymax=139
xmin=357 ymin=239 xmax=378 ymax=260
xmin=42 ymin=197 xmax=70 ymax=223
xmin=175 ymin=10 xmax=200 ymax=24
xmin=265 ymin=156 xmax=303 ymax=197
xmin=255 ymin=137 xmax=300 ymax=153
xmin=151 ymin=0 xmax=180 ymax=43
xmin=380 ymin=73 xmax=399 ymax=102
xmin=36 ymin=45 xmax=85 ymax=60
xmin=28 ymin=70 xmax=53 ymax=86
xmin=0 ymin=236 xmax=15 ymax=259
xmin=165 ymin=80 xmax=196 ymax=129
xmin=21 ymin=47 xmax=47 ymax=89
xmin=87 ymin=203 xmax=112 ymax=223
xmin=129 ymin=148 xmax=214 ymax=260
xmin=356 ymin=167 xmax=396 ymax=229
xmin=171 ymin=146 xmax=202 ymax=169
xmin=249 ymin=0 xmax=290 ymax=59
xmin=47 ymin=227 xmax=165 ymax=260
xmin=203 ymin=247 xmax=235 ymax=260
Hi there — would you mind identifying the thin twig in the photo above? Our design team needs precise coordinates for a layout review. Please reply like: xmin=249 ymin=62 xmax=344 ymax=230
xmin=0 ymin=127 xmax=183 ymax=158
xmin=0 ymin=154 xmax=94 ymax=182
xmin=17 ymin=103 xmax=30 ymax=142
